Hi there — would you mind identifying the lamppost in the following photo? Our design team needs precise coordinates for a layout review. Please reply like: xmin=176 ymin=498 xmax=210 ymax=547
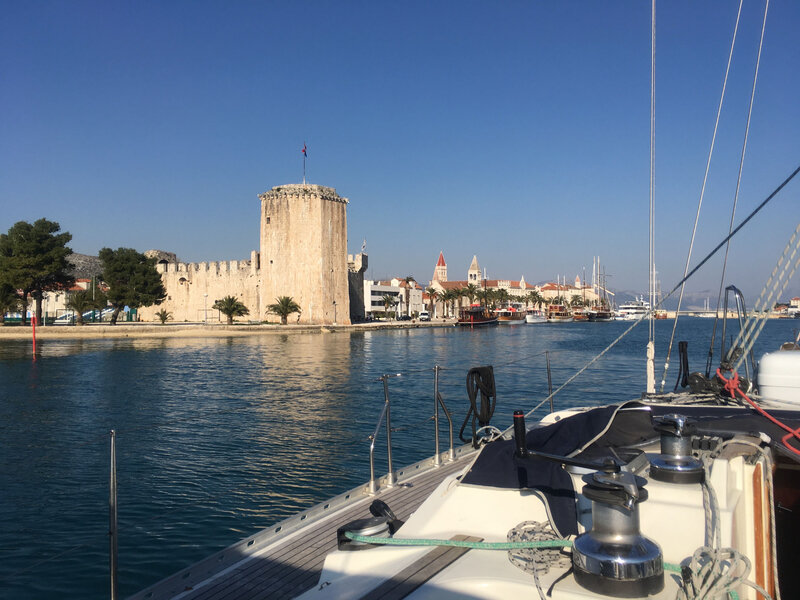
xmin=204 ymin=294 xmax=208 ymax=323
xmin=332 ymin=300 xmax=337 ymax=325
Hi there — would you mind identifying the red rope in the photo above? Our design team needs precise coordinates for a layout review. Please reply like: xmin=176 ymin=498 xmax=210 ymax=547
xmin=716 ymin=368 xmax=800 ymax=456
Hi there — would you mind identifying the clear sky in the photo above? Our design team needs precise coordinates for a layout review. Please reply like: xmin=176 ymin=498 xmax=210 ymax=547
xmin=2 ymin=1 xmax=798 ymax=305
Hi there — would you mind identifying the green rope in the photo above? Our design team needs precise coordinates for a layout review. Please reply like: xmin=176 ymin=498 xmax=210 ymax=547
xmin=343 ymin=532 xmax=572 ymax=550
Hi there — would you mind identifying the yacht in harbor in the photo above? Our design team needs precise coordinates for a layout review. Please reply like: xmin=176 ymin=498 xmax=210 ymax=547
xmin=616 ymin=296 xmax=650 ymax=320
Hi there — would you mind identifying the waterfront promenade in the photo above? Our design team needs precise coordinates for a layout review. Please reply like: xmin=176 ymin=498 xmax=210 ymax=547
xmin=0 ymin=311 xmax=784 ymax=340
xmin=0 ymin=319 xmax=455 ymax=340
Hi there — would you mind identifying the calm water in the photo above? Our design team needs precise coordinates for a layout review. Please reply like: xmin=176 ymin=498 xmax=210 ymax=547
xmin=1 ymin=318 xmax=797 ymax=599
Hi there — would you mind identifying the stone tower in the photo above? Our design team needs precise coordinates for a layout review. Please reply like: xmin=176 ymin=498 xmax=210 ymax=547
xmin=258 ymin=184 xmax=350 ymax=324
xmin=433 ymin=251 xmax=447 ymax=282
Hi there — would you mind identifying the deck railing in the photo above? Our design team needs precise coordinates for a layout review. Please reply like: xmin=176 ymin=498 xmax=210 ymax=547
xmin=368 ymin=366 xmax=456 ymax=494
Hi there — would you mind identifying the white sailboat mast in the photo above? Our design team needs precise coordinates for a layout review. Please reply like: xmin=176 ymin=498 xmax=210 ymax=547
xmin=646 ymin=0 xmax=656 ymax=394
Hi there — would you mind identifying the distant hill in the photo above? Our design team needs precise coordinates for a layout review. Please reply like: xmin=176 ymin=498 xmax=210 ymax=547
xmin=68 ymin=253 xmax=103 ymax=279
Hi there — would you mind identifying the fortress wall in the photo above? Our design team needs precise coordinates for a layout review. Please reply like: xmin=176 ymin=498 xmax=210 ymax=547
xmin=138 ymin=256 xmax=260 ymax=323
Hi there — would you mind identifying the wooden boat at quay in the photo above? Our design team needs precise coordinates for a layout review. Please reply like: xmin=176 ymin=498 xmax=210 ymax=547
xmin=571 ymin=307 xmax=589 ymax=322
xmin=587 ymin=306 xmax=615 ymax=322
xmin=457 ymin=305 xmax=498 ymax=326
xmin=546 ymin=303 xmax=573 ymax=323
xmin=495 ymin=307 xmax=525 ymax=324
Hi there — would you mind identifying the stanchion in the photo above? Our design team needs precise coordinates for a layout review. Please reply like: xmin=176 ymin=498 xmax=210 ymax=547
xmin=109 ymin=430 xmax=118 ymax=600
xmin=31 ymin=315 xmax=37 ymax=360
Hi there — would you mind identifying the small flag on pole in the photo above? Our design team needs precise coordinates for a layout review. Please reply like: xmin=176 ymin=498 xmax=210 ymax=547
xmin=302 ymin=142 xmax=307 ymax=183
xmin=361 ymin=238 xmax=367 ymax=252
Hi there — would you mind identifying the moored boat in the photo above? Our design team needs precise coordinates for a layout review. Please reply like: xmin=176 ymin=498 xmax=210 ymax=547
xmin=495 ymin=307 xmax=525 ymax=324
xmin=571 ymin=307 xmax=588 ymax=321
xmin=546 ymin=303 xmax=572 ymax=322
xmin=616 ymin=296 xmax=650 ymax=320
xmin=525 ymin=309 xmax=546 ymax=324
xmin=587 ymin=306 xmax=615 ymax=321
xmin=457 ymin=305 xmax=498 ymax=326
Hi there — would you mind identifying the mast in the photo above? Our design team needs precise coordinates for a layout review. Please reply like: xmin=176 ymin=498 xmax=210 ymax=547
xmin=646 ymin=0 xmax=656 ymax=394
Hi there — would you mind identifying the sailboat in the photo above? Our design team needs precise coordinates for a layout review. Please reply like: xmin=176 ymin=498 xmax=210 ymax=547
xmin=130 ymin=4 xmax=800 ymax=600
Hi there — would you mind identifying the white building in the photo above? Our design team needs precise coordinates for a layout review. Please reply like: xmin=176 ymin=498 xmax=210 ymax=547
xmin=363 ymin=278 xmax=424 ymax=319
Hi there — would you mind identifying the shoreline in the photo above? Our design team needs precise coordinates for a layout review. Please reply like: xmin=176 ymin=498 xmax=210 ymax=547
xmin=0 ymin=319 xmax=456 ymax=340
xmin=0 ymin=313 xmax=789 ymax=341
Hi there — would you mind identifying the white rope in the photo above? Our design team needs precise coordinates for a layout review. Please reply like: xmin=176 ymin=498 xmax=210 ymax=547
xmin=659 ymin=0 xmax=744 ymax=392
xmin=507 ymin=521 xmax=571 ymax=600
xmin=678 ymin=443 xmax=776 ymax=600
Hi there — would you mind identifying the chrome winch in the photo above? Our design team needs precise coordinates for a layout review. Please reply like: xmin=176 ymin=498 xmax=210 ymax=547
xmin=649 ymin=413 xmax=705 ymax=484
xmin=572 ymin=468 xmax=664 ymax=598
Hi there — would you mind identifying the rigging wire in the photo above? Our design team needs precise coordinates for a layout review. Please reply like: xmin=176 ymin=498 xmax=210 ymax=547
xmin=527 ymin=163 xmax=800 ymax=418
xmin=659 ymin=0 xmax=744 ymax=392
xmin=707 ymin=0 xmax=771 ymax=378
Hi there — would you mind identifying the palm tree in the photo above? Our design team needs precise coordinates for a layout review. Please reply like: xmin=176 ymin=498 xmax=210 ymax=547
xmin=155 ymin=308 xmax=172 ymax=324
xmin=570 ymin=295 xmax=585 ymax=308
xmin=426 ymin=287 xmax=439 ymax=318
xmin=66 ymin=286 xmax=106 ymax=325
xmin=476 ymin=287 xmax=491 ymax=309
xmin=440 ymin=289 xmax=460 ymax=318
xmin=528 ymin=290 xmax=544 ymax=310
xmin=403 ymin=276 xmax=415 ymax=318
xmin=381 ymin=294 xmax=397 ymax=320
xmin=464 ymin=283 xmax=479 ymax=306
xmin=496 ymin=288 xmax=511 ymax=308
xmin=266 ymin=296 xmax=300 ymax=325
xmin=214 ymin=295 xmax=250 ymax=325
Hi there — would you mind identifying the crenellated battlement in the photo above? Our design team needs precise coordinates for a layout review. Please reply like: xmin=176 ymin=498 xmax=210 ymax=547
xmin=259 ymin=183 xmax=348 ymax=205
xmin=157 ymin=259 xmax=255 ymax=274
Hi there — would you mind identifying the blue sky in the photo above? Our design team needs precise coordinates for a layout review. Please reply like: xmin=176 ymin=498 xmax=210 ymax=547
xmin=2 ymin=1 xmax=798 ymax=304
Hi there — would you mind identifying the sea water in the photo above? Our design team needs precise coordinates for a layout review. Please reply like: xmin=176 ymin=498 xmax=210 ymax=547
xmin=1 ymin=318 xmax=797 ymax=599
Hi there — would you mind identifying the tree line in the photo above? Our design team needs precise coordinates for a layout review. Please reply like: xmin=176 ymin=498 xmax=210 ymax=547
xmin=422 ymin=283 xmax=601 ymax=318
xmin=0 ymin=219 xmax=167 ymax=325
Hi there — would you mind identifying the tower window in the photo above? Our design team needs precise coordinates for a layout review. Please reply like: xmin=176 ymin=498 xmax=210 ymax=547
xmin=266 ymin=217 xmax=271 ymax=224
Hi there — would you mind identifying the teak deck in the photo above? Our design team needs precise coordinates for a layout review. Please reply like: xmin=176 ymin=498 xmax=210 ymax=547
xmin=131 ymin=453 xmax=474 ymax=600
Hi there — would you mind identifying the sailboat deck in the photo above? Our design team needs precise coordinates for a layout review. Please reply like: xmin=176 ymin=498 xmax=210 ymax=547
xmin=130 ymin=452 xmax=476 ymax=600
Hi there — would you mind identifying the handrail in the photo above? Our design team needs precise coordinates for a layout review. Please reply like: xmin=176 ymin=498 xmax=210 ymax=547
xmin=721 ymin=285 xmax=756 ymax=381
xmin=368 ymin=374 xmax=399 ymax=493
xmin=433 ymin=365 xmax=455 ymax=466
